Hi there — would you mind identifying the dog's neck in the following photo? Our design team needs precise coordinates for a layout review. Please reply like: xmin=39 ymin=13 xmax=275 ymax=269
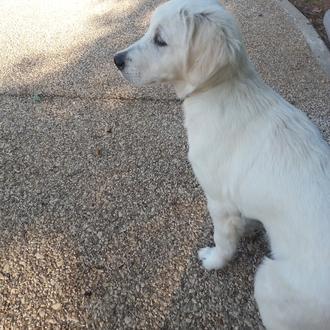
xmin=174 ymin=56 xmax=258 ymax=100
xmin=187 ymin=64 xmax=239 ymax=98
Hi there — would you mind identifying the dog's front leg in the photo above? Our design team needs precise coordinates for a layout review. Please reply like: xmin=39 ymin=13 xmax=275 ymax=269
xmin=198 ymin=197 xmax=245 ymax=270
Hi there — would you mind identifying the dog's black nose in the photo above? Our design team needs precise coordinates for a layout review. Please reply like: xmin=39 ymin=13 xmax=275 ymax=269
xmin=114 ymin=52 xmax=127 ymax=71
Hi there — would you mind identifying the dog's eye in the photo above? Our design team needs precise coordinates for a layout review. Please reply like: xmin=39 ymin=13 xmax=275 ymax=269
xmin=154 ymin=33 xmax=167 ymax=47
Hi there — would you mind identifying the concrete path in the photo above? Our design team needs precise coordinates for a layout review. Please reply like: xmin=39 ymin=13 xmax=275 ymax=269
xmin=0 ymin=0 xmax=329 ymax=328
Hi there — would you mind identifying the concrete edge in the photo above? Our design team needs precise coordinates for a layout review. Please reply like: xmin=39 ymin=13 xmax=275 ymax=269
xmin=276 ymin=0 xmax=330 ymax=77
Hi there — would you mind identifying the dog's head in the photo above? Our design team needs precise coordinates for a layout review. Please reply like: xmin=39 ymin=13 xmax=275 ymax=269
xmin=114 ymin=0 xmax=243 ymax=98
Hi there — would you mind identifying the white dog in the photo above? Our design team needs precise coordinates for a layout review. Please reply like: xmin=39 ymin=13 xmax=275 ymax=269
xmin=114 ymin=0 xmax=330 ymax=328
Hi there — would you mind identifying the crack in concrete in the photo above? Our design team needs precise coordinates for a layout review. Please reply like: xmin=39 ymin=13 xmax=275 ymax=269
xmin=0 ymin=92 xmax=181 ymax=104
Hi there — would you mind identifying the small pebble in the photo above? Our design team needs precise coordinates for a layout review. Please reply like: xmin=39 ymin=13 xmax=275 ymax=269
xmin=51 ymin=303 xmax=62 ymax=311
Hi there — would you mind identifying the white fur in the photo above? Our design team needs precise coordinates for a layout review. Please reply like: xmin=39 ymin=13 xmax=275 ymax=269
xmin=115 ymin=0 xmax=330 ymax=328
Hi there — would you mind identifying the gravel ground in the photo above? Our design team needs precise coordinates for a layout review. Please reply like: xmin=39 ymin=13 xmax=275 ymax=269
xmin=0 ymin=0 xmax=329 ymax=328
xmin=0 ymin=95 xmax=266 ymax=328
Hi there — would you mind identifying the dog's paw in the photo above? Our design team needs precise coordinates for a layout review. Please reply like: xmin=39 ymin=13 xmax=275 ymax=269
xmin=198 ymin=247 xmax=227 ymax=271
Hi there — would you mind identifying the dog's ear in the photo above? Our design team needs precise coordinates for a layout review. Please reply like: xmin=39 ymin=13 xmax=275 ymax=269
xmin=183 ymin=9 xmax=242 ymax=88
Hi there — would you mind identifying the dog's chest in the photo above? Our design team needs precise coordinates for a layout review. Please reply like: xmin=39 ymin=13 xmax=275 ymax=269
xmin=184 ymin=107 xmax=239 ymax=199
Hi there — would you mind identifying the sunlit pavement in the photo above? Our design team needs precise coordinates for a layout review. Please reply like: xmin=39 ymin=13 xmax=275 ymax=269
xmin=0 ymin=0 xmax=136 ymax=84
xmin=0 ymin=0 xmax=329 ymax=328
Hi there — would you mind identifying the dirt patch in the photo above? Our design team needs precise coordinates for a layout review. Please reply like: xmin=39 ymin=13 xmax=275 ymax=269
xmin=288 ymin=0 xmax=330 ymax=49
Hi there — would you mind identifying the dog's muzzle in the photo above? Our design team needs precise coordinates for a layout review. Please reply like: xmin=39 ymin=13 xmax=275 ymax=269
xmin=114 ymin=52 xmax=127 ymax=71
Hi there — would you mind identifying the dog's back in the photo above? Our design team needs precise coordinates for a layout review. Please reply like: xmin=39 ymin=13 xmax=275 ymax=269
xmin=250 ymin=97 xmax=330 ymax=330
